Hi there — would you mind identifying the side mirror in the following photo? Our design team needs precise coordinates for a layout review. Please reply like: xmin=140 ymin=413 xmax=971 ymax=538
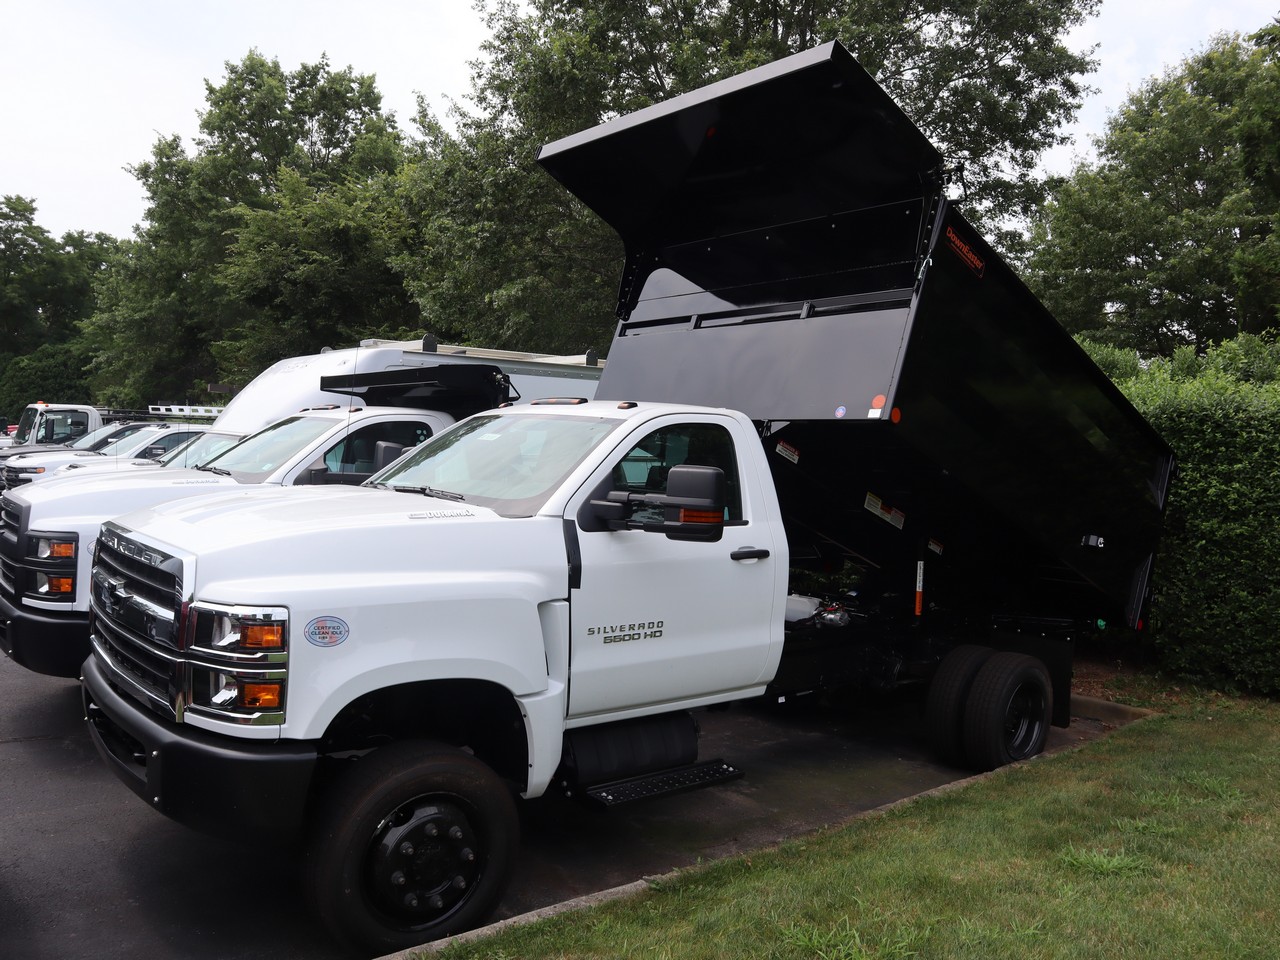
xmin=590 ymin=464 xmax=726 ymax=542
xmin=143 ymin=445 xmax=167 ymax=459
xmin=300 ymin=464 xmax=331 ymax=485
xmin=373 ymin=440 xmax=408 ymax=471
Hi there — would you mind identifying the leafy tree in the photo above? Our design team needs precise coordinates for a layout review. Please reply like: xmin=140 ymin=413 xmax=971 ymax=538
xmin=82 ymin=52 xmax=406 ymax=404
xmin=398 ymin=0 xmax=1098 ymax=354
xmin=1028 ymin=24 xmax=1280 ymax=356
xmin=0 ymin=341 xmax=95 ymax=422
xmin=214 ymin=167 xmax=419 ymax=379
xmin=0 ymin=197 xmax=113 ymax=417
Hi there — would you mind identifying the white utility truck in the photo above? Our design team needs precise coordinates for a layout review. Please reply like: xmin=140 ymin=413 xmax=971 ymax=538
xmin=80 ymin=44 xmax=1172 ymax=955
xmin=1 ymin=341 xmax=600 ymax=678
xmin=0 ymin=402 xmax=221 ymax=456
xmin=0 ymin=420 xmax=210 ymax=489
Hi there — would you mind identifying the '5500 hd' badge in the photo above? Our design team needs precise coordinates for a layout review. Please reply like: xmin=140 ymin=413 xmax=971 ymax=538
xmin=304 ymin=616 xmax=350 ymax=647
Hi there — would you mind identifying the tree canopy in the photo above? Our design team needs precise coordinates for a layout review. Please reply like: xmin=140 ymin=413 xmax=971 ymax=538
xmin=80 ymin=51 xmax=412 ymax=405
xmin=0 ymin=196 xmax=113 ymax=416
xmin=1028 ymin=23 xmax=1280 ymax=356
xmin=398 ymin=0 xmax=1100 ymax=355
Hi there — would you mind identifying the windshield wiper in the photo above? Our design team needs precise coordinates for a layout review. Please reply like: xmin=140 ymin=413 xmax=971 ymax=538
xmin=197 ymin=465 xmax=234 ymax=476
xmin=389 ymin=484 xmax=466 ymax=501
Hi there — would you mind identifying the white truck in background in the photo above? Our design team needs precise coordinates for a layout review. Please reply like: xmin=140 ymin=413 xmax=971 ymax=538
xmin=0 ymin=420 xmax=212 ymax=490
xmin=0 ymin=402 xmax=222 ymax=456
xmin=1 ymin=340 xmax=600 ymax=679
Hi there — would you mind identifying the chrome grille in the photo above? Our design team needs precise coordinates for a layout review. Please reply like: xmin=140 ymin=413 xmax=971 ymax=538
xmin=0 ymin=495 xmax=18 ymax=536
xmin=0 ymin=554 xmax=13 ymax=594
xmin=90 ymin=524 xmax=184 ymax=717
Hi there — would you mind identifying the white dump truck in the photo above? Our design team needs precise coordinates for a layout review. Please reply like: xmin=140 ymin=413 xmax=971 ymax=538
xmin=80 ymin=43 xmax=1171 ymax=955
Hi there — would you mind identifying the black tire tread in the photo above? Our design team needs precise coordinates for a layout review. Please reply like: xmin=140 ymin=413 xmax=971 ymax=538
xmin=962 ymin=652 xmax=1052 ymax=772
xmin=926 ymin=644 xmax=996 ymax=767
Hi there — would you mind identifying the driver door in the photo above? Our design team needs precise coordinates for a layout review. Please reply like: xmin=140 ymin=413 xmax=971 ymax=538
xmin=566 ymin=415 xmax=783 ymax=720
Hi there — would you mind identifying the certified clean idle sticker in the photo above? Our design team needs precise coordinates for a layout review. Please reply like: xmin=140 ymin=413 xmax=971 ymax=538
xmin=304 ymin=616 xmax=350 ymax=647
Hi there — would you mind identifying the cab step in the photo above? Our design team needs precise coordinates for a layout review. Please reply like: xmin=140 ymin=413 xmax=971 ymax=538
xmin=584 ymin=759 xmax=742 ymax=808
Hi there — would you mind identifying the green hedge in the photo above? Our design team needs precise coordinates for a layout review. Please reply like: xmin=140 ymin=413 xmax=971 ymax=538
xmin=1096 ymin=343 xmax=1280 ymax=695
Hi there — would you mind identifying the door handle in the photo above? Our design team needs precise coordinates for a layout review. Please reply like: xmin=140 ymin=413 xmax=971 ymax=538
xmin=730 ymin=547 xmax=770 ymax=561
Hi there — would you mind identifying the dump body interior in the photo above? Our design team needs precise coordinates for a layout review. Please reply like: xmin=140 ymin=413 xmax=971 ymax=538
xmin=540 ymin=41 xmax=1173 ymax=631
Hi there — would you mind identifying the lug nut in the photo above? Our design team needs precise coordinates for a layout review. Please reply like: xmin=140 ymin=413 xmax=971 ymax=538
xmin=404 ymin=893 xmax=420 ymax=909
xmin=452 ymin=875 xmax=467 ymax=890
xmin=429 ymin=895 xmax=445 ymax=910
xmin=460 ymin=847 xmax=476 ymax=862
xmin=391 ymin=870 xmax=406 ymax=887
xmin=448 ymin=825 xmax=464 ymax=840
xmin=399 ymin=841 xmax=415 ymax=856
xmin=424 ymin=823 xmax=439 ymax=837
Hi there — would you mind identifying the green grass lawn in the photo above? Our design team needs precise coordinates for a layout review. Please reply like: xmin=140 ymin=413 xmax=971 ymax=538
xmin=428 ymin=679 xmax=1279 ymax=959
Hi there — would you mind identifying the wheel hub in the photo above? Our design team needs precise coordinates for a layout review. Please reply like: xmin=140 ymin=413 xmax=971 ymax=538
xmin=366 ymin=798 xmax=482 ymax=926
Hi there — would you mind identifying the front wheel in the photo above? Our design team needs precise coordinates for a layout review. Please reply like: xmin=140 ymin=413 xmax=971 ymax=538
xmin=303 ymin=741 xmax=519 ymax=955
xmin=962 ymin=652 xmax=1053 ymax=772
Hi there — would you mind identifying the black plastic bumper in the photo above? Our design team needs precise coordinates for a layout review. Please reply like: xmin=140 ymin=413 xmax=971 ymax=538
xmin=81 ymin=654 xmax=319 ymax=845
xmin=0 ymin=590 xmax=88 ymax=678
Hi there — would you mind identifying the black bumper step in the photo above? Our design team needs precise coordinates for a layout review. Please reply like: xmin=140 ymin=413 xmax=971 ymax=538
xmin=584 ymin=758 xmax=742 ymax=807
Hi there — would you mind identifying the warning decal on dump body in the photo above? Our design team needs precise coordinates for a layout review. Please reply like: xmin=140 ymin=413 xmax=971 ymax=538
xmin=304 ymin=616 xmax=350 ymax=647
xmin=864 ymin=492 xmax=906 ymax=530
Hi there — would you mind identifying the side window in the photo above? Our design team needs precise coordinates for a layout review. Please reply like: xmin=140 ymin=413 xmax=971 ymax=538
xmin=154 ymin=431 xmax=195 ymax=453
xmin=614 ymin=423 xmax=742 ymax=523
xmin=322 ymin=421 xmax=434 ymax=474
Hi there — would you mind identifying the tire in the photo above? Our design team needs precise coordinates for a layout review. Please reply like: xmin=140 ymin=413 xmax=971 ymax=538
xmin=303 ymin=741 xmax=519 ymax=955
xmin=926 ymin=644 xmax=995 ymax=767
xmin=962 ymin=652 xmax=1053 ymax=772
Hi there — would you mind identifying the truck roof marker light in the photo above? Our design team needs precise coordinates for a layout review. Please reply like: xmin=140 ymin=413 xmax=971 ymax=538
xmin=871 ymin=395 xmax=887 ymax=409
xmin=890 ymin=407 xmax=902 ymax=424
xmin=530 ymin=397 xmax=590 ymax=405
xmin=616 ymin=402 xmax=638 ymax=409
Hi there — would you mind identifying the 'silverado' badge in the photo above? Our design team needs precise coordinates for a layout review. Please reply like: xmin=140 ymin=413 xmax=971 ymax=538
xmin=304 ymin=616 xmax=350 ymax=647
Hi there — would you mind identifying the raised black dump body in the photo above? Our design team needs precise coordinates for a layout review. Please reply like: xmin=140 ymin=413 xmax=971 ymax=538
xmin=539 ymin=41 xmax=1173 ymax=640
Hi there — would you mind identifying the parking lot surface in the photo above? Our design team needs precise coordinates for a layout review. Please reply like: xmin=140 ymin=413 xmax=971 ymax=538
xmin=0 ymin=652 xmax=1128 ymax=959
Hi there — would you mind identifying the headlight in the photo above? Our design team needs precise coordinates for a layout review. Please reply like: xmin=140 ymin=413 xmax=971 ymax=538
xmin=34 ymin=572 xmax=75 ymax=596
xmin=185 ymin=603 xmax=289 ymax=724
xmin=196 ymin=606 xmax=288 ymax=653
xmin=33 ymin=536 xmax=77 ymax=560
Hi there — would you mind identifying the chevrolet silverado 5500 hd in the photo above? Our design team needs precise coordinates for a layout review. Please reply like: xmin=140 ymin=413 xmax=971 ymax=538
xmin=81 ymin=43 xmax=1172 ymax=954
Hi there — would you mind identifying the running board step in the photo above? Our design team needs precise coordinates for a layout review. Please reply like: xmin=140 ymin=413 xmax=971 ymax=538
xmin=584 ymin=759 xmax=742 ymax=808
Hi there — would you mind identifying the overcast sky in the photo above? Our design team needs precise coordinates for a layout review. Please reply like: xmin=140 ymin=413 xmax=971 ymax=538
xmin=2 ymin=0 xmax=1276 ymax=240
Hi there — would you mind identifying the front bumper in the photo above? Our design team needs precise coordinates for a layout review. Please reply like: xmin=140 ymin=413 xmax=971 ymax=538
xmin=82 ymin=654 xmax=319 ymax=845
xmin=0 ymin=589 xmax=88 ymax=678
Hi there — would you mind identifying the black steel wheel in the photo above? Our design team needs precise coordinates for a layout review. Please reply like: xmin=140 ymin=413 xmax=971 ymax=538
xmin=925 ymin=644 xmax=995 ymax=767
xmin=962 ymin=652 xmax=1052 ymax=771
xmin=303 ymin=741 xmax=518 ymax=955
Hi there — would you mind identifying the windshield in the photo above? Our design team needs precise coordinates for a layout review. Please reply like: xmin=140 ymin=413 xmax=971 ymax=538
xmin=372 ymin=413 xmax=618 ymax=517
xmin=12 ymin=408 xmax=39 ymax=445
xmin=200 ymin=416 xmax=338 ymax=483
xmin=160 ymin=431 xmax=241 ymax=468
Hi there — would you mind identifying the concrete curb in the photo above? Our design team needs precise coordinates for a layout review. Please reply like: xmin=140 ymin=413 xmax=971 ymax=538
xmin=406 ymin=872 xmax=682 ymax=956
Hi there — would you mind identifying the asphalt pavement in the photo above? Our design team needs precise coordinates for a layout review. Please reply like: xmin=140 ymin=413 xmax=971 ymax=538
xmin=0 ymin=651 xmax=1139 ymax=960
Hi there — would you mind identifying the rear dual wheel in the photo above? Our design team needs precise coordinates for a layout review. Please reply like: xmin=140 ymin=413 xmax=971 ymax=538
xmin=927 ymin=647 xmax=1052 ymax=771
